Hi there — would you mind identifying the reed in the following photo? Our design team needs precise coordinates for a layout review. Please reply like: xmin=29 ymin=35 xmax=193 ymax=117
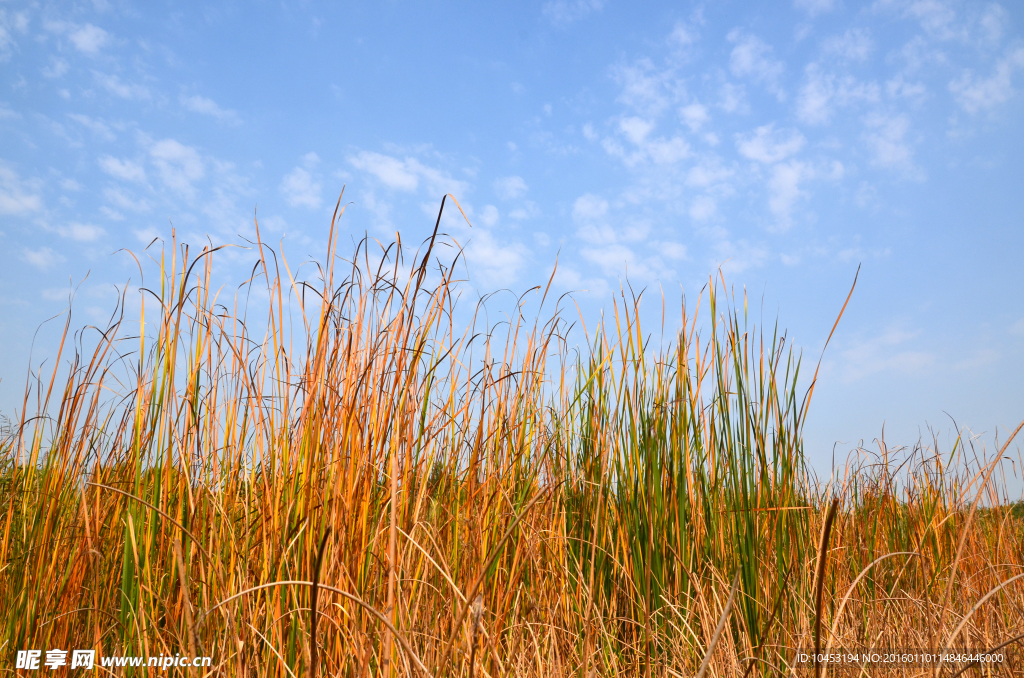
xmin=1 ymin=198 xmax=1022 ymax=676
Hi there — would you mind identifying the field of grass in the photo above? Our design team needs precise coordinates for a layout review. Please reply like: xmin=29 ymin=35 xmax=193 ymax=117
xmin=2 ymin=200 xmax=1023 ymax=676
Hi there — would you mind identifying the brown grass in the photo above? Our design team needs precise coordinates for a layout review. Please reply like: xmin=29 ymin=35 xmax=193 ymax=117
xmin=2 ymin=198 xmax=1023 ymax=676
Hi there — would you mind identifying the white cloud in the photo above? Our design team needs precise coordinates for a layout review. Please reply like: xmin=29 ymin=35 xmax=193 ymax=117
xmin=348 ymin=151 xmax=419 ymax=192
xmin=680 ymin=102 xmax=709 ymax=131
xmin=836 ymin=325 xmax=935 ymax=383
xmin=645 ymin=136 xmax=690 ymax=164
xmin=0 ymin=163 xmax=42 ymax=215
xmin=713 ymin=239 xmax=770 ymax=275
xmin=604 ymin=115 xmax=689 ymax=167
xmin=542 ymin=0 xmax=604 ymax=26
xmin=93 ymin=71 xmax=150 ymax=100
xmin=669 ymin=22 xmax=697 ymax=50
xmin=70 ymin=24 xmax=109 ymax=54
xmin=660 ymin=241 xmax=688 ymax=260
xmin=0 ymin=19 xmax=14 ymax=63
xmin=689 ymin=195 xmax=717 ymax=221
xmin=279 ymin=168 xmax=320 ymax=210
xmin=479 ymin=204 xmax=499 ymax=227
xmin=580 ymin=243 xmax=640 ymax=276
xmin=620 ymin=117 xmax=654 ymax=145
xmin=98 ymin=155 xmax=146 ymax=183
xmin=797 ymin=68 xmax=834 ymax=125
xmin=134 ymin=226 xmax=161 ymax=243
xmin=493 ymin=175 xmax=528 ymax=200
xmin=181 ymin=94 xmax=239 ymax=122
xmin=149 ymin=139 xmax=205 ymax=197
xmin=42 ymin=58 xmax=69 ymax=78
xmin=794 ymin=0 xmax=837 ymax=16
xmin=863 ymin=112 xmax=915 ymax=171
xmin=767 ymin=160 xmax=813 ymax=228
xmin=463 ymin=230 xmax=528 ymax=286
xmin=949 ymin=46 xmax=1024 ymax=113
xmin=718 ymin=82 xmax=748 ymax=113
xmin=736 ymin=124 xmax=806 ymax=163
xmin=1010 ymin=318 xmax=1024 ymax=337
xmin=347 ymin=150 xmax=468 ymax=197
xmin=822 ymin=28 xmax=873 ymax=62
xmin=67 ymin=113 xmax=116 ymax=141
xmin=551 ymin=264 xmax=611 ymax=298
xmin=23 ymin=247 xmax=65 ymax=270
xmin=508 ymin=201 xmax=541 ymax=220
xmin=797 ymin=64 xmax=880 ymax=125
xmin=42 ymin=288 xmax=74 ymax=302
xmin=686 ymin=162 xmax=733 ymax=188
xmin=901 ymin=0 xmax=962 ymax=42
xmin=103 ymin=186 xmax=149 ymax=212
xmin=611 ymin=58 xmax=679 ymax=117
xmin=572 ymin=193 xmax=609 ymax=222
xmin=281 ymin=154 xmax=322 ymax=208
xmin=885 ymin=74 xmax=927 ymax=103
xmin=978 ymin=3 xmax=1009 ymax=47
xmin=727 ymin=30 xmax=785 ymax=99
xmin=56 ymin=222 xmax=105 ymax=241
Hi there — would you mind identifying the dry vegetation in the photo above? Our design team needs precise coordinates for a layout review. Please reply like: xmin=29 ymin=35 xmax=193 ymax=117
xmin=2 ymin=198 xmax=1023 ymax=676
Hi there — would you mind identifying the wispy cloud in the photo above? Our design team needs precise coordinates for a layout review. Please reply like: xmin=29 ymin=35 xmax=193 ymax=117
xmin=42 ymin=57 xmax=69 ymax=79
xmin=736 ymin=124 xmax=806 ymax=163
xmin=493 ymin=175 xmax=528 ymax=200
xmin=70 ymin=24 xmax=109 ymax=54
xmin=822 ymin=28 xmax=874 ymax=62
xmin=863 ymin=112 xmax=917 ymax=174
xmin=67 ymin=114 xmax=117 ymax=142
xmin=767 ymin=160 xmax=813 ymax=228
xmin=93 ymin=71 xmax=151 ymax=100
xmin=149 ymin=139 xmax=205 ymax=198
xmin=103 ymin=186 xmax=150 ymax=213
xmin=180 ymin=94 xmax=240 ymax=123
xmin=280 ymin=156 xmax=322 ymax=209
xmin=99 ymin=155 xmax=146 ymax=183
xmin=348 ymin=151 xmax=418 ymax=191
xmin=0 ymin=162 xmax=42 ymax=215
xmin=23 ymin=247 xmax=66 ymax=270
xmin=610 ymin=58 xmax=681 ymax=117
xmin=55 ymin=222 xmax=105 ymax=241
xmin=572 ymin=193 xmax=609 ymax=222
xmin=793 ymin=0 xmax=837 ymax=16
xmin=727 ymin=29 xmax=786 ymax=100
xmin=796 ymin=64 xmax=879 ymax=125
xmin=835 ymin=325 xmax=936 ymax=383
xmin=463 ymin=229 xmax=528 ymax=286
xmin=0 ymin=9 xmax=29 ymax=62
xmin=347 ymin=150 xmax=469 ymax=197
xmin=542 ymin=0 xmax=604 ymax=26
xmin=949 ymin=46 xmax=1024 ymax=113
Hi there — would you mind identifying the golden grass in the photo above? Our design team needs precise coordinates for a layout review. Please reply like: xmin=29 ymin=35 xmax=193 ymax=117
xmin=2 ymin=198 xmax=1023 ymax=676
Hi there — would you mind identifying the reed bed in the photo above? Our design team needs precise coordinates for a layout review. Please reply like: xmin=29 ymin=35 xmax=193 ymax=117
xmin=2 ymin=199 xmax=1023 ymax=676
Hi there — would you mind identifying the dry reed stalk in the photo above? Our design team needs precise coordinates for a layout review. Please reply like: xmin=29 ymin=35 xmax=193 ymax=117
xmin=2 ymin=218 xmax=1022 ymax=677
xmin=694 ymin=572 xmax=740 ymax=678
xmin=172 ymin=538 xmax=198 ymax=659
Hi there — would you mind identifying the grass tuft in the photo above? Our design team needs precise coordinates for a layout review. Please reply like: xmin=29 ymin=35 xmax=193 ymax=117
xmin=2 ymin=206 xmax=1023 ymax=676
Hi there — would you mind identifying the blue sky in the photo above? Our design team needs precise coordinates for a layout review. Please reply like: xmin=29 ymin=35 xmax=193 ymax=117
xmin=1 ymin=0 xmax=1023 ymax=472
